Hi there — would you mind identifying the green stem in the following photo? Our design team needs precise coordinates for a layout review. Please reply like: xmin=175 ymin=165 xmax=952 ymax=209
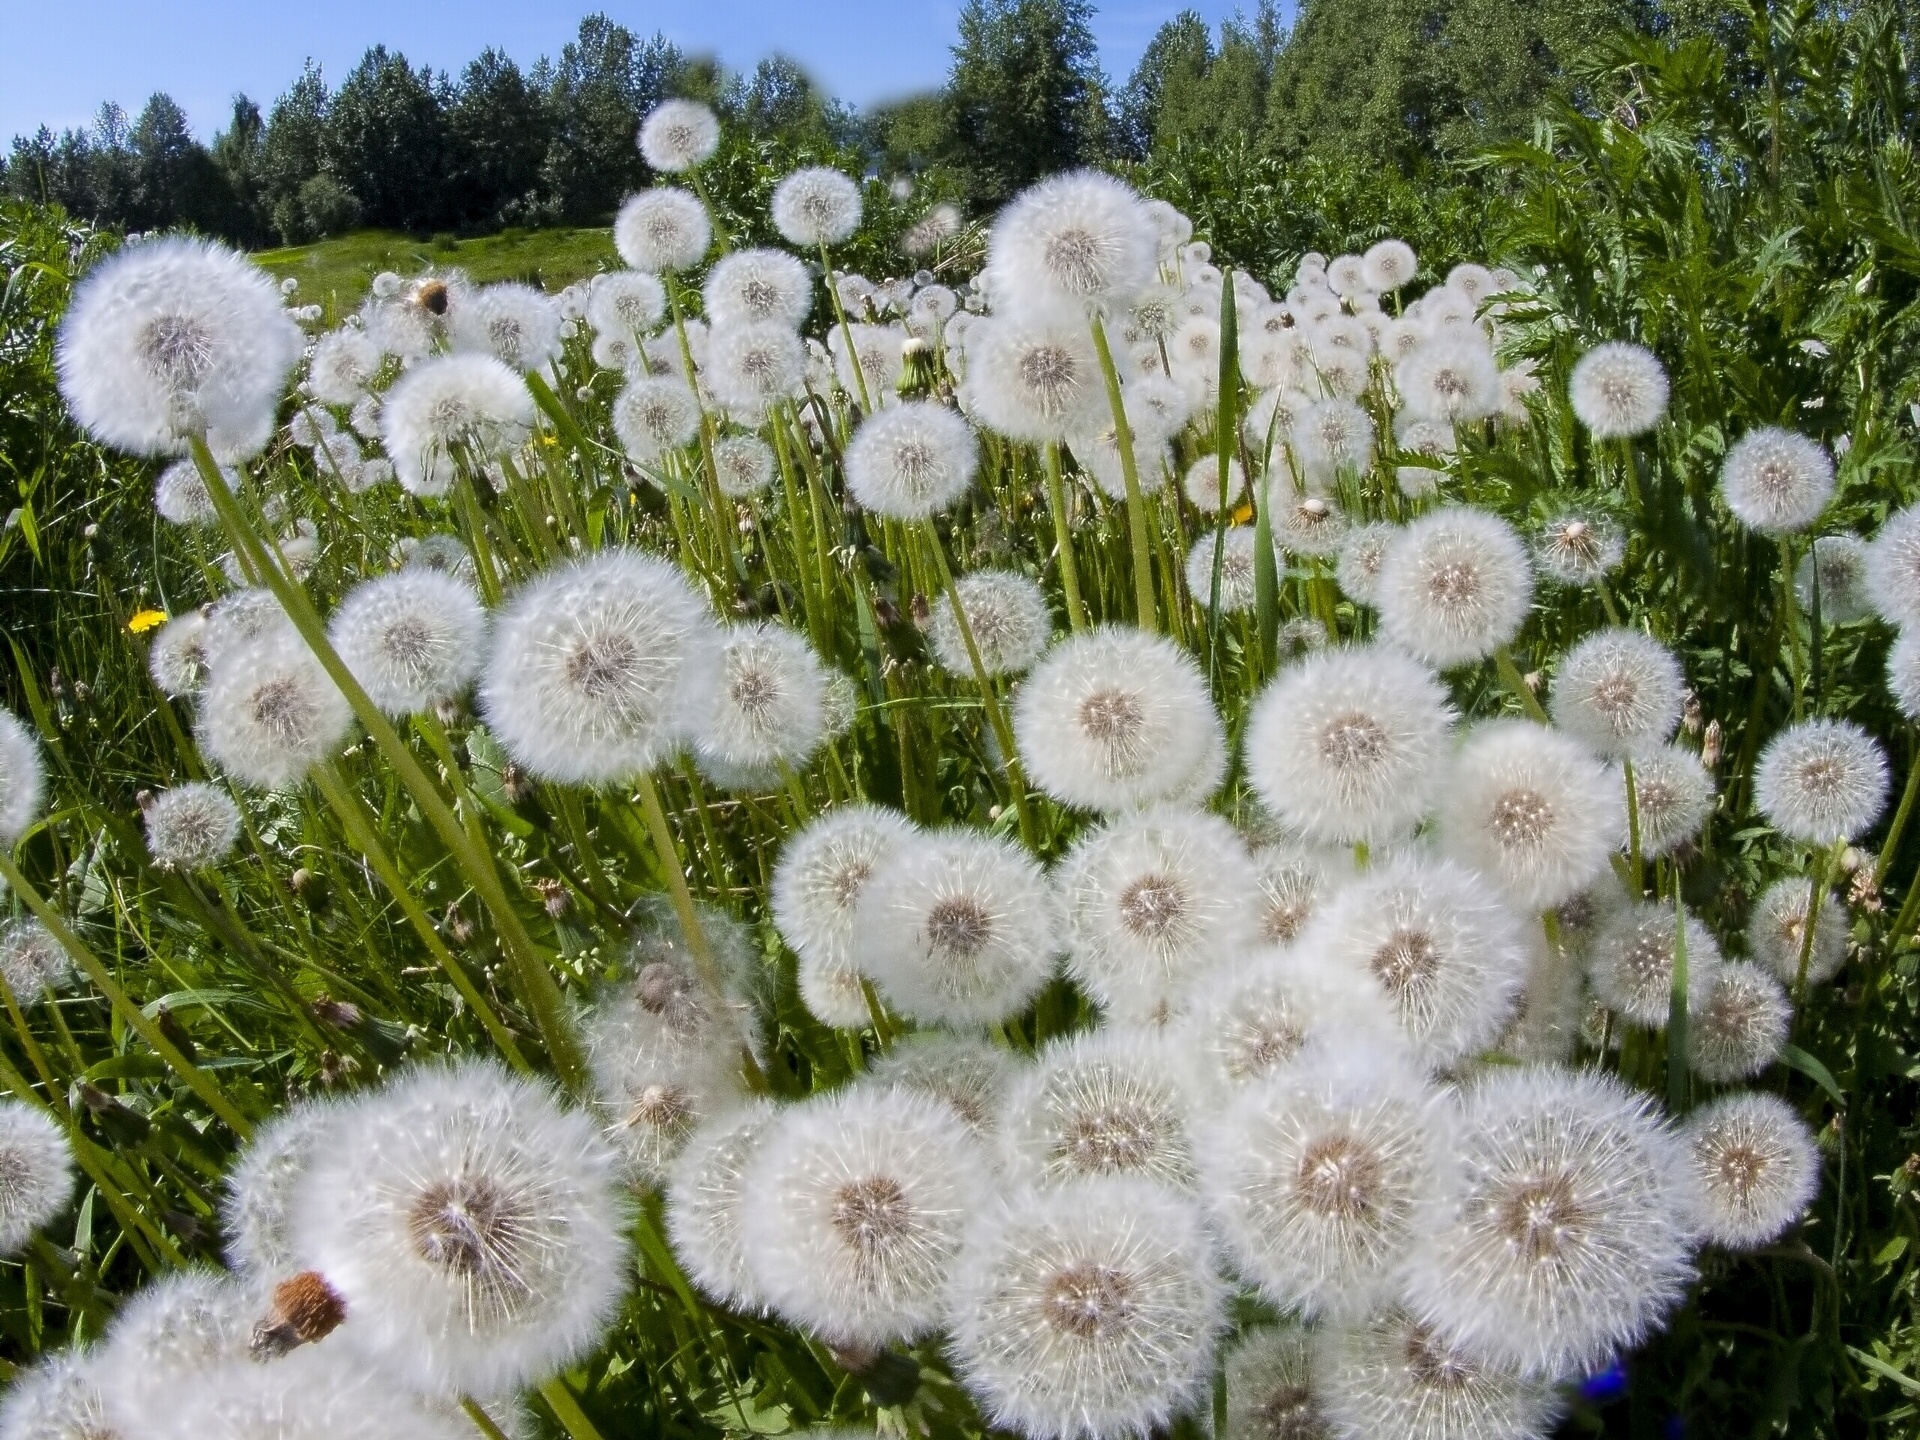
xmin=1667 ymin=887 xmax=1691 ymax=1113
xmin=1876 ymin=733 xmax=1920 ymax=888
xmin=1623 ymin=755 xmax=1645 ymax=898
xmin=1088 ymin=313 xmax=1157 ymax=632
xmin=821 ymin=241 xmax=874 ymax=414
xmin=1794 ymin=843 xmax=1841 ymax=1002
xmin=1493 ymin=645 xmax=1551 ymax=724
xmin=1208 ymin=273 xmax=1239 ymax=690
xmin=1042 ymin=443 xmax=1088 ymax=632
xmin=538 ymin=1379 xmax=610 ymax=1440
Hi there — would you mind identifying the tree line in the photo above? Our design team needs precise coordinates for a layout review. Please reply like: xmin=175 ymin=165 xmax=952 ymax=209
xmin=2 ymin=0 xmax=1769 ymax=248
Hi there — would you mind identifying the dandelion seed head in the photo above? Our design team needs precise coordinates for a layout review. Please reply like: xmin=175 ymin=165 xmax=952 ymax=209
xmin=1186 ymin=528 xmax=1259 ymax=615
xmin=223 ymin=1099 xmax=341 ymax=1278
xmin=640 ymin=100 xmax=720 ymax=172
xmin=1376 ymin=508 xmax=1534 ymax=667
xmin=712 ymin=435 xmax=776 ymax=498
xmin=308 ymin=328 xmax=383 ymax=406
xmin=154 ymin=457 xmax=224 ymax=526
xmin=1754 ymin=718 xmax=1889 ymax=844
xmin=1334 ymin=523 xmax=1396 ymax=606
xmin=665 ymin=1098 xmax=780 ymax=1311
xmin=587 ymin=271 xmax=667 ymax=338
xmin=1679 ymin=1092 xmax=1818 ymax=1250
xmin=0 ymin=709 xmax=47 ymax=848
xmin=1396 ymin=339 xmax=1500 ymax=424
xmin=0 ymin=1351 xmax=112 ymax=1440
xmin=928 ymin=569 xmax=1052 ymax=677
xmin=1795 ymin=535 xmax=1871 ymax=624
xmin=706 ymin=321 xmax=807 ymax=420
xmin=1363 ymin=240 xmax=1419 ymax=293
xmin=695 ymin=623 xmax=829 ymax=774
xmin=196 ymin=629 xmax=352 ymax=791
xmin=1223 ymin=1326 xmax=1332 ymax=1440
xmin=704 ymin=249 xmax=814 ymax=330
xmin=330 ymin=571 xmax=487 ymax=719
xmin=1292 ymin=399 xmax=1374 ymax=483
xmin=1183 ymin=455 xmax=1246 ymax=515
xmin=865 ymin=1031 xmax=1019 ymax=1137
xmin=0 ymin=1102 xmax=74 ymax=1256
xmin=1551 ymin=629 xmax=1685 ymax=757
xmin=985 ymin=170 xmax=1157 ymax=313
xmin=998 ymin=1029 xmax=1198 ymax=1191
xmin=1720 ymin=428 xmax=1834 ymax=535
xmin=451 ymin=283 xmax=563 ymax=373
xmin=773 ymin=804 xmax=918 ymax=1028
xmin=962 ymin=315 xmax=1104 ymax=443
xmin=379 ymin=353 xmax=534 ymax=498
xmin=1314 ymin=1308 xmax=1562 ymax=1440
xmin=1620 ymin=744 xmax=1715 ymax=858
xmin=1569 ymin=341 xmax=1668 ymax=439
xmin=1588 ymin=900 xmax=1722 ymax=1028
xmin=142 ymin=782 xmax=242 ymax=872
xmin=1533 ymin=512 xmax=1625 ymax=585
xmin=844 ymin=402 xmax=979 ymax=520
xmin=613 ymin=189 xmax=712 ymax=273
xmin=1747 ymin=876 xmax=1847 ymax=986
xmin=612 ymin=375 xmax=701 ymax=461
xmin=771 ymin=167 xmax=864 ymax=247
xmin=1688 ymin=962 xmax=1790 ymax=1083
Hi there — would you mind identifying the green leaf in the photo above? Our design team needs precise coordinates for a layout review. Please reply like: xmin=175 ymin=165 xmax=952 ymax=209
xmin=1778 ymin=1043 xmax=1845 ymax=1108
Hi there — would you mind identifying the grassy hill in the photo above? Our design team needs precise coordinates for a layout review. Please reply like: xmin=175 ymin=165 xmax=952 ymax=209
xmin=253 ymin=225 xmax=621 ymax=320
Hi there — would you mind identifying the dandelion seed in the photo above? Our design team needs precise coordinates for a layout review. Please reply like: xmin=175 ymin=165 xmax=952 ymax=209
xmin=997 ymin=1029 xmax=1198 ymax=1191
xmin=640 ymin=100 xmax=720 ymax=172
xmin=1244 ymin=645 xmax=1453 ymax=847
xmin=1754 ymin=718 xmax=1889 ymax=844
xmin=1315 ymin=1308 xmax=1562 ymax=1440
xmin=1688 ymin=961 xmax=1790 ymax=1082
xmin=1719 ymin=428 xmax=1834 ymax=535
xmin=853 ymin=828 xmax=1059 ymax=1027
xmin=141 ymin=782 xmax=242 ymax=872
xmin=844 ymin=401 xmax=979 ymax=519
xmin=773 ymin=804 xmax=918 ymax=1029
xmin=1747 ymin=876 xmax=1847 ymax=986
xmin=1588 ymin=900 xmax=1722 ymax=1027
xmin=704 ymin=249 xmax=814 ymax=330
xmin=928 ymin=569 xmax=1052 ymax=677
xmin=57 ymin=237 xmax=302 ymax=461
xmin=1678 ymin=1092 xmax=1819 ymax=1250
xmin=1568 ymin=341 xmax=1668 ymax=439
xmin=1375 ymin=508 xmax=1534 ymax=667
xmin=947 ymin=1176 xmax=1225 ymax=1440
xmin=613 ymin=189 xmax=712 ymax=273
xmin=741 ymin=1086 xmax=982 ymax=1347
xmin=380 ymin=353 xmax=534 ymax=498
xmin=1222 ymin=1326 xmax=1331 ymax=1440
xmin=196 ymin=630 xmax=353 ymax=791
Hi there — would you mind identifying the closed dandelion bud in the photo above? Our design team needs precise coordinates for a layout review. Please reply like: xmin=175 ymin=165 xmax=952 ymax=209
xmin=1702 ymin=718 xmax=1723 ymax=769
xmin=196 ymin=630 xmax=353 ymax=792
xmin=1678 ymin=1092 xmax=1819 ymax=1250
xmin=1568 ymin=340 xmax=1668 ymax=439
xmin=287 ymin=1060 xmax=630 ymax=1397
xmin=1404 ymin=1067 xmax=1692 ymax=1380
xmin=1244 ymin=645 xmax=1454 ymax=847
xmin=1314 ymin=1308 xmax=1562 ymax=1440
xmin=1377 ymin=507 xmax=1534 ymax=668
xmin=639 ymin=99 xmax=720 ymax=172
xmin=1719 ymin=427 xmax=1834 ymax=535
xmin=946 ymin=1177 xmax=1225 ymax=1440
xmin=57 ymin=237 xmax=302 ymax=461
xmin=773 ymin=803 xmax=918 ymax=1029
xmin=1058 ymin=808 xmax=1261 ymax=1026
xmin=1550 ymin=628 xmax=1685 ymax=756
xmin=1618 ymin=744 xmax=1714 ymax=858
xmin=1754 ymin=719 xmax=1889 ymax=844
xmin=0 ymin=1102 xmax=75 ymax=1255
xmin=1014 ymin=627 xmax=1224 ymax=814
xmin=1589 ymin=900 xmax=1722 ymax=1027
xmin=740 ymin=1086 xmax=983 ymax=1347
xmin=1688 ymin=961 xmax=1790 ymax=1082
xmin=1437 ymin=719 xmax=1623 ymax=911
xmin=771 ymin=167 xmax=863 ymax=247
xmin=852 ymin=828 xmax=1058 ymax=1027
xmin=665 ymin=1098 xmax=780 ymax=1312
xmin=142 ymin=782 xmax=242 ymax=872
xmin=614 ymin=189 xmax=712 ymax=273
xmin=996 ymin=1029 xmax=1199 ymax=1191
xmin=1747 ymin=876 xmax=1847 ymax=986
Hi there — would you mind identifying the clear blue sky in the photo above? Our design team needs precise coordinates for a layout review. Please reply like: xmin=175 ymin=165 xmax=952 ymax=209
xmin=0 ymin=0 xmax=1255 ymax=143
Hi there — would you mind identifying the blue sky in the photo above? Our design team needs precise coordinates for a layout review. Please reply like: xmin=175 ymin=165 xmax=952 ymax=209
xmin=0 ymin=0 xmax=1253 ymax=143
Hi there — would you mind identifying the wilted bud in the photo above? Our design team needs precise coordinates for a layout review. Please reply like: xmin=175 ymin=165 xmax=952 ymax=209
xmin=910 ymin=594 xmax=932 ymax=628
xmin=445 ymin=902 xmax=475 ymax=946
xmin=1702 ymin=719 xmax=1723 ymax=770
xmin=499 ymin=763 xmax=531 ymax=804
xmin=311 ymin=995 xmax=364 ymax=1030
xmin=1850 ymin=867 xmax=1883 ymax=914
xmin=1680 ymin=690 xmax=1703 ymax=736
xmin=1523 ymin=669 xmax=1543 ymax=694
xmin=251 ymin=1270 xmax=347 ymax=1359
xmin=534 ymin=878 xmax=571 ymax=918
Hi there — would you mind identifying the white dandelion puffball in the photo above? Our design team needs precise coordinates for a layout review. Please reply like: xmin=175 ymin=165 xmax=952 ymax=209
xmin=0 ymin=707 xmax=47 ymax=846
xmin=1315 ymin=1309 xmax=1562 ymax=1440
xmin=148 ymin=611 xmax=211 ymax=697
xmin=587 ymin=270 xmax=667 ymax=338
xmin=712 ymin=434 xmax=776 ymax=498
xmin=0 ymin=1102 xmax=74 ymax=1254
xmin=1719 ymin=427 xmax=1834 ymax=535
xmin=1292 ymin=398 xmax=1375 ymax=483
xmin=308 ymin=327 xmax=383 ymax=405
xmin=202 ymin=587 xmax=292 ymax=667
xmin=1679 ymin=1092 xmax=1819 ymax=1251
xmin=222 ymin=1097 xmax=340 ymax=1277
xmin=696 ymin=623 xmax=829 ymax=775
xmin=1688 ymin=961 xmax=1790 ymax=1083
xmin=452 ymin=282 xmax=563 ymax=373
xmin=1244 ymin=645 xmax=1453 ymax=847
xmin=614 ymin=188 xmax=712 ymax=273
xmin=946 ymin=1177 xmax=1225 ymax=1440
xmin=196 ymin=630 xmax=353 ymax=791
xmin=852 ymin=827 xmax=1059 ymax=1027
xmin=1251 ymin=842 xmax=1351 ymax=948
xmin=1622 ymin=743 xmax=1715 ymax=858
xmin=1222 ymin=1327 xmax=1330 ymax=1440
xmin=665 ymin=1098 xmax=780 ymax=1312
xmin=844 ymin=401 xmax=979 ymax=519
xmin=1867 ymin=503 xmax=1920 ymax=626
xmin=961 ymin=314 xmax=1105 ymax=443
xmin=1437 ymin=719 xmax=1623 ymax=911
xmin=1569 ymin=340 xmax=1669 ymax=439
xmin=703 ymin=249 xmax=814 ymax=330
xmin=771 ymin=166 xmax=864 ymax=247
xmin=1550 ymin=628 xmax=1685 ymax=756
xmin=329 ymin=570 xmax=487 ymax=718
xmin=479 ymin=548 xmax=721 ymax=786
xmin=1534 ymin=512 xmax=1626 ymax=585
xmin=1057 ymin=808 xmax=1262 ymax=1027
xmin=1796 ymin=535 xmax=1871 ymax=623
xmin=996 ymin=1028 xmax=1198 ymax=1191
xmin=772 ymin=803 xmax=918 ymax=1029
xmin=142 ymin=783 xmax=242 ymax=872
xmin=705 ymin=321 xmax=807 ymax=418
xmin=1310 ymin=854 xmax=1529 ymax=1071
xmin=0 ymin=919 xmax=71 ymax=997
xmin=1185 ymin=528 xmax=1259 ymax=615
xmin=94 ymin=1268 xmax=254 ymax=1416
xmin=288 ymin=1060 xmax=630 ymax=1397
xmin=1754 ymin=718 xmax=1889 ymax=844
xmin=154 ymin=457 xmax=222 ymax=526
xmin=640 ymin=99 xmax=720 ymax=172
xmin=928 ymin=568 xmax=1052 ymax=677
xmin=865 ymin=1032 xmax=1018 ymax=1137
xmin=1747 ymin=876 xmax=1848 ymax=987
xmin=1588 ymin=899 xmax=1723 ymax=1027
xmin=57 ymin=236 xmax=302 ymax=460
xmin=1200 ymin=1050 xmax=1449 ymax=1319
xmin=1363 ymin=239 xmax=1419 ymax=292
xmin=1376 ymin=507 xmax=1534 ymax=668
xmin=1335 ymin=522 xmax=1396 ymax=606
xmin=613 ymin=374 xmax=702 ymax=462
xmin=740 ymin=1085 xmax=983 ymax=1347
xmin=1014 ymin=627 xmax=1223 ymax=813
xmin=1396 ymin=338 xmax=1500 ymax=424
xmin=0 ymin=1352 xmax=113 ymax=1440
xmin=1403 ymin=1066 xmax=1692 ymax=1380
xmin=984 ymin=169 xmax=1157 ymax=314
xmin=379 ymin=353 xmax=534 ymax=498
xmin=1269 ymin=486 xmax=1350 ymax=558
xmin=1182 ymin=455 xmax=1246 ymax=514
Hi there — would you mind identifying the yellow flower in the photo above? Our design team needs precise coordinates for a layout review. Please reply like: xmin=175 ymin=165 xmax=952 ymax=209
xmin=128 ymin=609 xmax=169 ymax=634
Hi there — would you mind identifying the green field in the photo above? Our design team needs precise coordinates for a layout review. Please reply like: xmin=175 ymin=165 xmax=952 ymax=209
xmin=253 ymin=226 xmax=622 ymax=319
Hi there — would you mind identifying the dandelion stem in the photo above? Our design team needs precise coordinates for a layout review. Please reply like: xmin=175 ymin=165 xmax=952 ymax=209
xmin=462 ymin=1400 xmax=515 ymax=1440
xmin=1623 ymin=755 xmax=1645 ymax=897
xmin=1793 ymin=843 xmax=1842 ymax=1002
xmin=1088 ymin=312 xmax=1157 ymax=632
xmin=1207 ymin=274 xmax=1238 ymax=690
xmin=821 ymin=240 xmax=874 ymax=414
xmin=538 ymin=1378 xmax=611 ymax=1440
xmin=1875 ymin=733 xmax=1920 ymax=888
xmin=1666 ymin=887 xmax=1691 ymax=1113
xmin=1042 ymin=443 xmax=1088 ymax=631
xmin=1492 ymin=645 xmax=1550 ymax=724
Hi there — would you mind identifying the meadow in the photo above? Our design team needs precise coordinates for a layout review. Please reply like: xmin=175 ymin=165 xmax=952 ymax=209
xmin=0 ymin=8 xmax=1919 ymax=1440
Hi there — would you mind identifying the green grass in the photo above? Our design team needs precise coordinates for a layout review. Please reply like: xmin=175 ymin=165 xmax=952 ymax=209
xmin=253 ymin=226 xmax=621 ymax=319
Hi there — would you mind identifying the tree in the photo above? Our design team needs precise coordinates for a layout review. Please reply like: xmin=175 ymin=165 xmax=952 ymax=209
xmin=448 ymin=49 xmax=549 ymax=229
xmin=128 ymin=93 xmax=238 ymax=236
xmin=942 ymin=0 xmax=1112 ymax=204
xmin=1120 ymin=11 xmax=1213 ymax=159
xmin=325 ymin=47 xmax=452 ymax=232
xmin=539 ymin=16 xmax=684 ymax=224
xmin=211 ymin=97 xmax=271 ymax=247
xmin=260 ymin=64 xmax=330 ymax=244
